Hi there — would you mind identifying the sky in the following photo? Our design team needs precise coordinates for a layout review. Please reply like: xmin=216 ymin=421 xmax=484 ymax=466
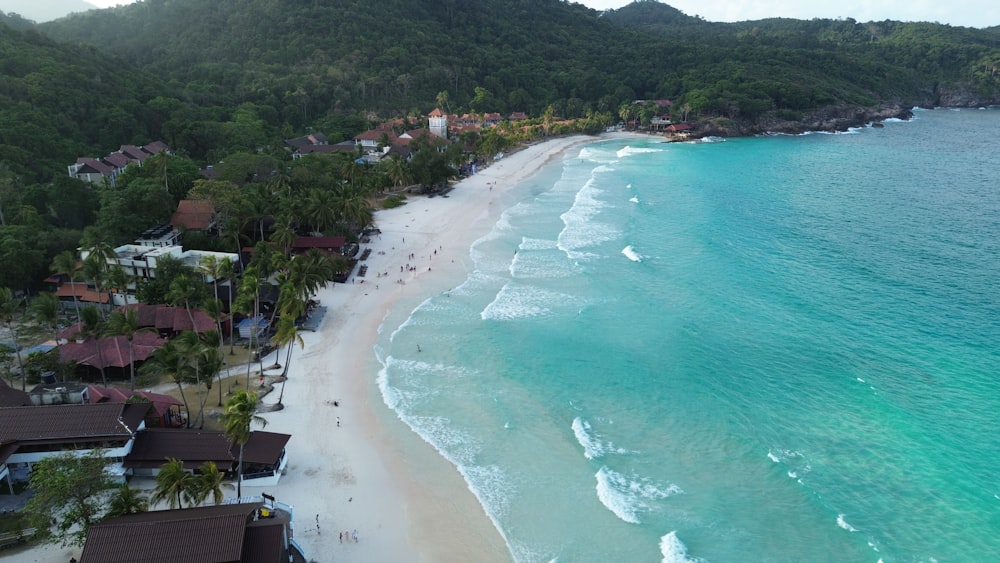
xmin=60 ymin=0 xmax=1000 ymax=29
xmin=579 ymin=0 xmax=999 ymax=28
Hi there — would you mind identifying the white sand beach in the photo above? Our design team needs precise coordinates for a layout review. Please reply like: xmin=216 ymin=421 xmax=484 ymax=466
xmin=243 ymin=135 xmax=600 ymax=562
xmin=254 ymin=135 xmax=604 ymax=562
xmin=13 ymin=134 xmax=614 ymax=563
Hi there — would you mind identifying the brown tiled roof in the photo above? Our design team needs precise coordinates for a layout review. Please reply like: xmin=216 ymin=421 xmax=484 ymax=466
xmin=354 ymin=129 xmax=397 ymax=142
xmin=55 ymin=282 xmax=109 ymax=304
xmin=238 ymin=431 xmax=291 ymax=465
xmin=243 ymin=523 xmax=285 ymax=563
xmin=171 ymin=199 xmax=217 ymax=230
xmin=428 ymin=108 xmax=445 ymax=117
xmin=103 ymin=152 xmax=131 ymax=169
xmin=125 ymin=303 xmax=217 ymax=334
xmin=0 ymin=379 xmax=30 ymax=407
xmin=124 ymin=428 xmax=234 ymax=470
xmin=80 ymin=502 xmax=262 ymax=563
xmin=74 ymin=157 xmax=114 ymax=176
xmin=143 ymin=140 xmax=171 ymax=154
xmin=0 ymin=402 xmax=149 ymax=444
xmin=291 ymin=236 xmax=346 ymax=250
xmin=59 ymin=332 xmax=165 ymax=369
xmin=119 ymin=144 xmax=152 ymax=162
xmin=89 ymin=386 xmax=183 ymax=419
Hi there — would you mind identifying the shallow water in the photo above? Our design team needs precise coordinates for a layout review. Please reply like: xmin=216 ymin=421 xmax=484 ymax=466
xmin=378 ymin=108 xmax=1000 ymax=562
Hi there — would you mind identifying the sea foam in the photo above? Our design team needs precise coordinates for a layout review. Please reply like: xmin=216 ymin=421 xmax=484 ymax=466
xmin=837 ymin=514 xmax=859 ymax=532
xmin=572 ymin=417 xmax=632 ymax=459
xmin=617 ymin=146 xmax=664 ymax=158
xmin=622 ymin=245 xmax=642 ymax=262
xmin=595 ymin=467 xmax=683 ymax=524
xmin=660 ymin=531 xmax=704 ymax=563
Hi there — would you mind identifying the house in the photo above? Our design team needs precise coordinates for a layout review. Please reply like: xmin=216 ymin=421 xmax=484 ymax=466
xmin=291 ymin=236 xmax=348 ymax=256
xmin=482 ymin=112 xmax=503 ymax=127
xmin=67 ymin=141 xmax=172 ymax=187
xmin=171 ymin=200 xmax=218 ymax=233
xmin=67 ymin=157 xmax=115 ymax=184
xmin=123 ymin=428 xmax=289 ymax=485
xmin=135 ymin=223 xmax=183 ymax=248
xmin=0 ymin=379 xmax=30 ymax=407
xmin=86 ymin=386 xmax=186 ymax=428
xmin=284 ymin=132 xmax=328 ymax=150
xmin=58 ymin=329 xmax=165 ymax=379
xmin=353 ymin=129 xmax=398 ymax=152
xmin=508 ymin=111 xmax=529 ymax=122
xmin=80 ymin=244 xmax=239 ymax=303
xmin=124 ymin=428 xmax=234 ymax=475
xmin=54 ymin=282 xmax=111 ymax=310
xmin=80 ymin=500 xmax=303 ymax=563
xmin=0 ymin=401 xmax=150 ymax=487
xmin=291 ymin=141 xmax=357 ymax=159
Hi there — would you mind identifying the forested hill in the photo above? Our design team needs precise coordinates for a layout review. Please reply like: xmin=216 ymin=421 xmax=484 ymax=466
xmin=0 ymin=22 xmax=165 ymax=181
xmin=0 ymin=0 xmax=995 ymax=182
xmin=37 ymin=0 xmax=1000 ymax=128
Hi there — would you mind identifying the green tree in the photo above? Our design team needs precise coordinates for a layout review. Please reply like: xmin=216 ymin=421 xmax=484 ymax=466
xmin=139 ymin=337 xmax=193 ymax=427
xmin=193 ymin=461 xmax=227 ymax=506
xmin=22 ymin=450 xmax=115 ymax=547
xmin=80 ymin=306 xmax=109 ymax=387
xmin=105 ymin=307 xmax=146 ymax=391
xmin=0 ymin=287 xmax=26 ymax=391
xmin=105 ymin=483 xmax=149 ymax=518
xmin=223 ymin=390 xmax=267 ymax=499
xmin=151 ymin=457 xmax=196 ymax=509
xmin=50 ymin=250 xmax=82 ymax=320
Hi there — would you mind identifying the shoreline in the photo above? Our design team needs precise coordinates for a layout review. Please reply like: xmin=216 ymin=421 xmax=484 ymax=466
xmin=256 ymin=133 xmax=626 ymax=562
xmin=11 ymin=132 xmax=646 ymax=563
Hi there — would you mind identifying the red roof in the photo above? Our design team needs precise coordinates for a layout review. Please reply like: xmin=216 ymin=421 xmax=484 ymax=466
xmin=292 ymin=236 xmax=346 ymax=250
xmin=55 ymin=282 xmax=110 ymax=304
xmin=59 ymin=332 xmax=165 ymax=370
xmin=125 ymin=303 xmax=217 ymax=334
xmin=171 ymin=199 xmax=216 ymax=230
xmin=428 ymin=108 xmax=446 ymax=117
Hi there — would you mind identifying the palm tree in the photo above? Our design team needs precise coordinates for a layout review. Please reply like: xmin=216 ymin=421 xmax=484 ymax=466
xmin=235 ymin=267 xmax=262 ymax=390
xmin=30 ymin=292 xmax=61 ymax=379
xmin=223 ymin=390 xmax=267 ymax=499
xmin=105 ymin=308 xmax=145 ymax=391
xmin=79 ymin=306 xmax=109 ymax=387
xmin=217 ymin=257 xmax=237 ymax=355
xmin=193 ymin=461 xmax=226 ymax=506
xmin=179 ymin=330 xmax=223 ymax=429
xmin=201 ymin=298 xmax=227 ymax=406
xmin=106 ymin=484 xmax=148 ymax=517
xmin=151 ymin=458 xmax=196 ymax=509
xmin=0 ymin=288 xmax=25 ymax=391
xmin=50 ymin=250 xmax=82 ymax=320
xmin=139 ymin=338 xmax=193 ymax=427
xmin=270 ymin=217 xmax=296 ymax=256
xmin=271 ymin=315 xmax=303 ymax=408
xmin=167 ymin=273 xmax=201 ymax=329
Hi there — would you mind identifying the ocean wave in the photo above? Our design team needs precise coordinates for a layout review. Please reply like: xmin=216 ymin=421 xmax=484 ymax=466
xmin=629 ymin=196 xmax=639 ymax=203
xmin=837 ymin=514 xmax=859 ymax=532
xmin=595 ymin=467 xmax=683 ymax=524
xmin=572 ymin=417 xmax=634 ymax=459
xmin=622 ymin=245 xmax=642 ymax=262
xmin=697 ymin=136 xmax=726 ymax=143
xmin=616 ymin=146 xmax=664 ymax=158
xmin=660 ymin=531 xmax=705 ymax=563
xmin=480 ymin=283 xmax=575 ymax=320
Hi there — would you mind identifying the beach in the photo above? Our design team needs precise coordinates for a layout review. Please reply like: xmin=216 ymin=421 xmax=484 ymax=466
xmin=11 ymin=134 xmax=599 ymax=563
xmin=257 ymin=135 xmax=597 ymax=562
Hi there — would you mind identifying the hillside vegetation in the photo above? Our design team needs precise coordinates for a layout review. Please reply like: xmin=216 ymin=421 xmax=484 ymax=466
xmin=0 ymin=0 xmax=998 ymax=291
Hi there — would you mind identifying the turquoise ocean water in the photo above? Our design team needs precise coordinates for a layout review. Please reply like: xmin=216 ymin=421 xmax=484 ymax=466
xmin=375 ymin=108 xmax=1000 ymax=562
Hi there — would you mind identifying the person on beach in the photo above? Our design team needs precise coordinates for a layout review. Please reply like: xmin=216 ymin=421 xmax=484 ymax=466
xmin=353 ymin=529 xmax=359 ymax=543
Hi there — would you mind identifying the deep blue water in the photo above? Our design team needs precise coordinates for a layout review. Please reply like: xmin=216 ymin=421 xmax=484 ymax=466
xmin=377 ymin=108 xmax=1000 ymax=562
